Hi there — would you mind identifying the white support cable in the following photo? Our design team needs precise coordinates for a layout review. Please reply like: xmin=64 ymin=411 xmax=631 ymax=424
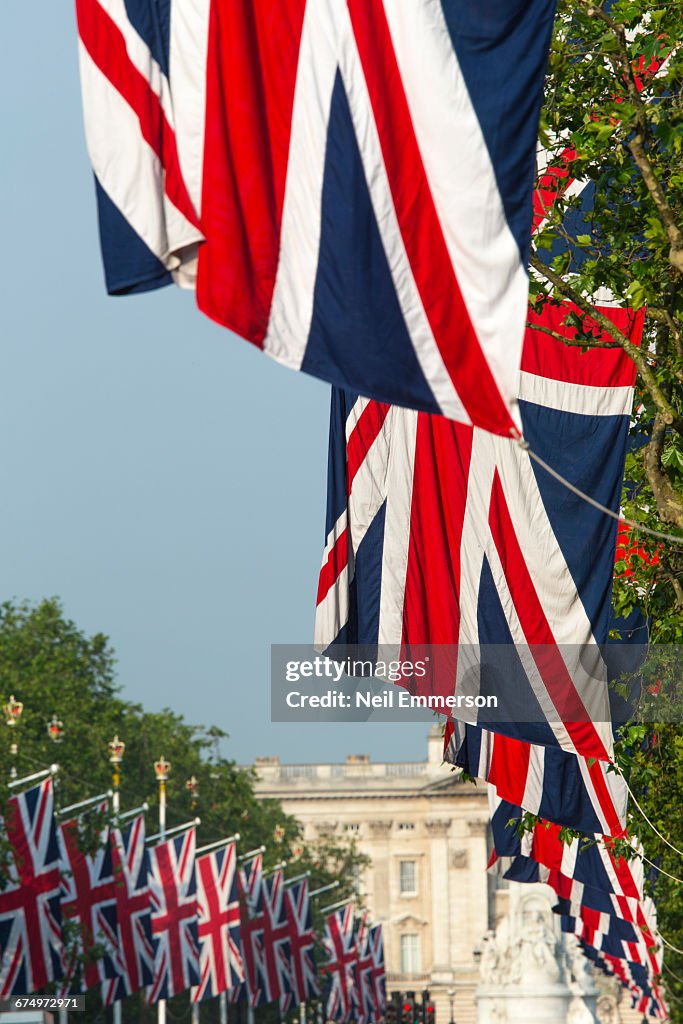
xmin=662 ymin=934 xmax=683 ymax=956
xmin=622 ymin=775 xmax=683 ymax=861
xmin=640 ymin=850 xmax=683 ymax=886
xmin=513 ymin=436 xmax=683 ymax=546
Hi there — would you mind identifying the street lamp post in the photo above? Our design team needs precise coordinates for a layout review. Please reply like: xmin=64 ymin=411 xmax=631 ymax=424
xmin=4 ymin=695 xmax=23 ymax=781
xmin=154 ymin=757 xmax=171 ymax=1024
xmin=108 ymin=736 xmax=126 ymax=1024
xmin=447 ymin=988 xmax=455 ymax=1024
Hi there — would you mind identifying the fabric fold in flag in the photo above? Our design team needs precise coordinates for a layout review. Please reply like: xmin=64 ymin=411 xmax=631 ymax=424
xmin=76 ymin=0 xmax=559 ymax=433
xmin=315 ymin=302 xmax=643 ymax=761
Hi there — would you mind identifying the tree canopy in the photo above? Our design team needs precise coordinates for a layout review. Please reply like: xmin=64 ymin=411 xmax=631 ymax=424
xmin=0 ymin=598 xmax=365 ymax=1023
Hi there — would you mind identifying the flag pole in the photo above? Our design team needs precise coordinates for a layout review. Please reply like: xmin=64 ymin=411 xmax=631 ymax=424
xmin=154 ymin=757 xmax=171 ymax=1024
xmin=219 ymin=992 xmax=228 ymax=1024
xmin=8 ymin=763 xmax=58 ymax=789
xmin=310 ymin=880 xmax=340 ymax=899
xmin=108 ymin=736 xmax=126 ymax=1024
xmin=196 ymin=832 xmax=241 ymax=856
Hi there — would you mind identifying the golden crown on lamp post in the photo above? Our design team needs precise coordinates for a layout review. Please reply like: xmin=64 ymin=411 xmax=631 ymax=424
xmin=108 ymin=735 xmax=126 ymax=765
xmin=154 ymin=756 xmax=171 ymax=782
xmin=185 ymin=775 xmax=199 ymax=796
xmin=47 ymin=715 xmax=64 ymax=743
xmin=4 ymin=695 xmax=23 ymax=728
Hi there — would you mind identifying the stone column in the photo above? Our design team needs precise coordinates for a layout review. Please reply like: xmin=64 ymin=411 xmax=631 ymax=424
xmin=425 ymin=819 xmax=452 ymax=977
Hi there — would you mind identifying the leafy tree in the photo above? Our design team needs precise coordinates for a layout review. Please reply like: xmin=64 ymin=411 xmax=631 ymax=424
xmin=0 ymin=598 xmax=366 ymax=1023
xmin=534 ymin=2 xmax=683 ymax=1016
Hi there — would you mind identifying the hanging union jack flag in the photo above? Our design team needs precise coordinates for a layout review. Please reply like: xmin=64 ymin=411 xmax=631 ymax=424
xmin=148 ymin=827 xmax=200 ymax=1001
xmin=0 ymin=780 xmax=63 ymax=997
xmin=282 ymin=878 xmax=319 ymax=1011
xmin=192 ymin=842 xmax=244 ymax=1003
xmin=443 ymin=719 xmax=629 ymax=838
xmin=255 ymin=869 xmax=293 ymax=1006
xmin=315 ymin=300 xmax=643 ymax=763
xmin=58 ymin=810 xmax=120 ymax=993
xmin=101 ymin=815 xmax=154 ymax=1005
xmin=323 ymin=906 xmax=357 ymax=1024
xmin=75 ymin=0 xmax=558 ymax=435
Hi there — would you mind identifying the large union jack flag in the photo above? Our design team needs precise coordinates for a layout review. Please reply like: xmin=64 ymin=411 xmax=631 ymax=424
xmin=148 ymin=827 xmax=199 ymax=1001
xmin=315 ymin=300 xmax=643 ymax=763
xmin=192 ymin=842 xmax=244 ymax=1003
xmin=282 ymin=878 xmax=319 ymax=1012
xmin=58 ymin=810 xmax=120 ymax=993
xmin=76 ymin=0 xmax=558 ymax=435
xmin=101 ymin=815 xmax=154 ymax=1005
xmin=443 ymin=719 xmax=628 ymax=838
xmin=322 ymin=906 xmax=357 ymax=1024
xmin=0 ymin=780 xmax=63 ymax=997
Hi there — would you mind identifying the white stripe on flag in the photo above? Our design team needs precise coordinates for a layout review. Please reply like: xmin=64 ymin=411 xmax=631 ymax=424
xmin=381 ymin=0 xmax=529 ymax=425
xmin=263 ymin=0 xmax=345 ymax=368
xmin=169 ymin=0 xmax=212 ymax=219
xmin=338 ymin=9 xmax=469 ymax=422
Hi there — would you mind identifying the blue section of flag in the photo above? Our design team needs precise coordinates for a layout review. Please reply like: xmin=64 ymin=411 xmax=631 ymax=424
xmin=440 ymin=0 xmax=558 ymax=262
xmin=95 ymin=178 xmax=173 ymax=295
xmin=303 ymin=74 xmax=440 ymax=414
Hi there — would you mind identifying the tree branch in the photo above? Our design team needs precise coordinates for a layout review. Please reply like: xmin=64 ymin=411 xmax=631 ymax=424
xmin=530 ymin=252 xmax=680 ymax=424
xmin=643 ymin=414 xmax=683 ymax=530
xmin=583 ymin=1 xmax=683 ymax=273
xmin=525 ymin=319 xmax=621 ymax=348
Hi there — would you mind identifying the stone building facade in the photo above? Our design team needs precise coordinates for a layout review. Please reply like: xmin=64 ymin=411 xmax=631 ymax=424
xmin=250 ymin=729 xmax=640 ymax=1024
xmin=251 ymin=728 xmax=490 ymax=1024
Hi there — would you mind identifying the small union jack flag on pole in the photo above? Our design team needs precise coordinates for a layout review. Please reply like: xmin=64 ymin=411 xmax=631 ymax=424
xmin=147 ymin=827 xmax=199 ymax=1001
xmin=323 ymin=906 xmax=357 ymax=1024
xmin=367 ymin=924 xmax=386 ymax=1021
xmin=58 ymin=808 xmax=120 ymax=994
xmin=192 ymin=842 xmax=244 ymax=1003
xmin=354 ymin=917 xmax=378 ymax=1024
xmin=101 ymin=815 xmax=154 ymax=1005
xmin=281 ymin=878 xmax=319 ymax=1012
xmin=238 ymin=854 xmax=269 ymax=1009
xmin=0 ymin=779 xmax=64 ymax=997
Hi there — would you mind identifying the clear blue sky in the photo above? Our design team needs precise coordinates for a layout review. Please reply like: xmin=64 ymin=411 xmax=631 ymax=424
xmin=0 ymin=4 xmax=426 ymax=765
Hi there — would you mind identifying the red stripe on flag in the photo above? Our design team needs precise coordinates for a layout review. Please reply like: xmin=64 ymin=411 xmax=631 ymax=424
xmin=317 ymin=529 xmax=349 ymax=606
xmin=75 ymin=0 xmax=199 ymax=230
xmin=522 ymin=302 xmax=642 ymax=387
xmin=347 ymin=0 xmax=516 ymax=437
xmin=402 ymin=417 xmax=472 ymax=645
xmin=532 ymin=147 xmax=577 ymax=232
xmin=489 ymin=735 xmax=532 ymax=809
xmin=586 ymin=759 xmax=626 ymax=839
xmin=488 ymin=471 xmax=611 ymax=761
xmin=347 ymin=402 xmax=391 ymax=493
xmin=197 ymin=0 xmax=307 ymax=343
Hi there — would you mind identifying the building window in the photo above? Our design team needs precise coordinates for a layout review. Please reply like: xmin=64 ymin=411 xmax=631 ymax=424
xmin=397 ymin=822 xmax=416 ymax=832
xmin=400 ymin=934 xmax=420 ymax=975
xmin=399 ymin=860 xmax=417 ymax=894
xmin=345 ymin=823 xmax=360 ymax=833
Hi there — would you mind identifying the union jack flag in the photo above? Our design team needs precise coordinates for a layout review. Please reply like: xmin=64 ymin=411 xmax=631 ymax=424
xmin=76 ymin=0 xmax=558 ymax=435
xmin=101 ymin=815 xmax=154 ymax=1005
xmin=281 ymin=878 xmax=319 ymax=1012
xmin=0 ymin=780 xmax=63 ymax=997
xmin=367 ymin=924 xmax=386 ymax=1021
xmin=237 ymin=854 xmax=268 ymax=1008
xmin=443 ymin=719 xmax=628 ymax=838
xmin=322 ymin=906 xmax=357 ymax=1024
xmin=58 ymin=810 xmax=120 ymax=993
xmin=353 ymin=916 xmax=377 ymax=1024
xmin=257 ymin=869 xmax=293 ymax=1006
xmin=148 ymin=827 xmax=199 ymax=1001
xmin=315 ymin=301 xmax=643 ymax=763
xmin=192 ymin=842 xmax=244 ymax=1003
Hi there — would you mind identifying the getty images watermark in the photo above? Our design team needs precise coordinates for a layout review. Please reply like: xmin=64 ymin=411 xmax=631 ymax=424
xmin=271 ymin=647 xmax=499 ymax=723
